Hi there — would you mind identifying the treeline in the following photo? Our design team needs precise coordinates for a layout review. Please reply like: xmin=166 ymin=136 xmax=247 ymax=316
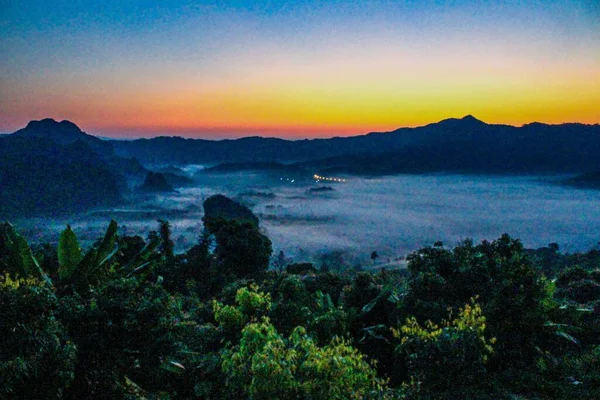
xmin=1 ymin=195 xmax=600 ymax=399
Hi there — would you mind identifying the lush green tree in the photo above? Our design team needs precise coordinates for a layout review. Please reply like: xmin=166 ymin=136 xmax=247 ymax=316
xmin=286 ymin=262 xmax=317 ymax=275
xmin=215 ymin=285 xmax=388 ymax=399
xmin=393 ymin=299 xmax=495 ymax=397
xmin=404 ymin=235 xmax=549 ymax=368
xmin=203 ymin=194 xmax=259 ymax=232
xmin=58 ymin=277 xmax=203 ymax=398
xmin=269 ymin=275 xmax=313 ymax=335
xmin=0 ymin=274 xmax=76 ymax=398
xmin=221 ymin=318 xmax=387 ymax=400
xmin=212 ymin=219 xmax=272 ymax=279
xmin=158 ymin=219 xmax=175 ymax=261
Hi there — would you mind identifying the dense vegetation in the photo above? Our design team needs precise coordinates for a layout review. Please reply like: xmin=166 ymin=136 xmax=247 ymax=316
xmin=1 ymin=195 xmax=600 ymax=399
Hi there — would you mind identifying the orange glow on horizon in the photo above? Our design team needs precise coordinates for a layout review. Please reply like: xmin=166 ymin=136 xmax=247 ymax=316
xmin=2 ymin=50 xmax=599 ymax=139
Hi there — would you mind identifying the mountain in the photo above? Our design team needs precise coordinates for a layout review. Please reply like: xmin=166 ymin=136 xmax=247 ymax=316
xmin=0 ymin=136 xmax=123 ymax=218
xmin=564 ymin=171 xmax=600 ymax=189
xmin=3 ymin=115 xmax=600 ymax=219
xmin=202 ymin=161 xmax=305 ymax=174
xmin=137 ymin=172 xmax=175 ymax=192
xmin=299 ymin=120 xmax=600 ymax=175
xmin=110 ymin=115 xmax=502 ymax=165
xmin=110 ymin=116 xmax=600 ymax=174
xmin=10 ymin=118 xmax=147 ymax=179
xmin=12 ymin=118 xmax=114 ymax=156
xmin=0 ymin=119 xmax=149 ymax=218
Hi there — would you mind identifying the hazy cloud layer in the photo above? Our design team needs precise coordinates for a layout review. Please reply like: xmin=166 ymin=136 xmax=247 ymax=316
xmin=13 ymin=173 xmax=600 ymax=267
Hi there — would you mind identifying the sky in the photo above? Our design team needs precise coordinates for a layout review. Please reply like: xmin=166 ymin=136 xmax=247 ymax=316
xmin=1 ymin=0 xmax=599 ymax=139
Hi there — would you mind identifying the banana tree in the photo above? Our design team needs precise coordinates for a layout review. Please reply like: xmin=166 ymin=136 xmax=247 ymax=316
xmin=1 ymin=220 xmax=159 ymax=288
xmin=0 ymin=222 xmax=51 ymax=284
xmin=57 ymin=220 xmax=161 ymax=287
xmin=57 ymin=220 xmax=120 ymax=286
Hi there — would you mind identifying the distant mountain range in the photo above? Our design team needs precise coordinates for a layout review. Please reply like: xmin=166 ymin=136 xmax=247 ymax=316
xmin=2 ymin=116 xmax=599 ymax=217
xmin=110 ymin=115 xmax=600 ymax=175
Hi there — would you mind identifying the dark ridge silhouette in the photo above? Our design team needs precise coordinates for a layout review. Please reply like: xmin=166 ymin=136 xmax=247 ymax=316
xmin=138 ymin=172 xmax=175 ymax=192
xmin=108 ymin=116 xmax=600 ymax=174
xmin=13 ymin=118 xmax=114 ymax=156
xmin=564 ymin=171 xmax=600 ymax=189
xmin=308 ymin=186 xmax=335 ymax=193
xmin=0 ymin=136 xmax=123 ymax=218
xmin=202 ymin=161 xmax=305 ymax=174
xmin=161 ymin=172 xmax=194 ymax=187
xmin=0 ymin=119 xmax=150 ymax=217
xmin=203 ymin=194 xmax=260 ymax=228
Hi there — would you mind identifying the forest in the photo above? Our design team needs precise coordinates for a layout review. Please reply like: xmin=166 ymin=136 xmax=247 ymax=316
xmin=1 ymin=194 xmax=599 ymax=399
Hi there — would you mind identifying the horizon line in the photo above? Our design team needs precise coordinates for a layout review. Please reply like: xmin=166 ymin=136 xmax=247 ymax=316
xmin=7 ymin=115 xmax=600 ymax=142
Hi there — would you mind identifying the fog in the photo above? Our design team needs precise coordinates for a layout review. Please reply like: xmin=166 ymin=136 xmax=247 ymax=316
xmin=13 ymin=171 xmax=600 ymax=269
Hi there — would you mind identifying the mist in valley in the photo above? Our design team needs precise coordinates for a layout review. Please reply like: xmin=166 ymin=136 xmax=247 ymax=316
xmin=12 ymin=168 xmax=600 ymax=270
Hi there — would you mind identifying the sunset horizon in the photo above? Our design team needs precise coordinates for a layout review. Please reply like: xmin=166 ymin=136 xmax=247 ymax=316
xmin=5 ymin=113 xmax=599 ymax=140
xmin=2 ymin=1 xmax=599 ymax=139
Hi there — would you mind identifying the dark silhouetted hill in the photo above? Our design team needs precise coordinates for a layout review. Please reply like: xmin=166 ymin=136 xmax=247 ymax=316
xmin=12 ymin=118 xmax=114 ymax=156
xmin=138 ymin=172 xmax=175 ymax=192
xmin=564 ymin=172 xmax=600 ymax=189
xmin=11 ymin=118 xmax=147 ymax=179
xmin=202 ymin=161 xmax=306 ymax=174
xmin=297 ymin=119 xmax=600 ymax=175
xmin=0 ymin=119 xmax=155 ymax=217
xmin=0 ymin=136 xmax=123 ymax=218
xmin=203 ymin=194 xmax=259 ymax=229
xmin=110 ymin=116 xmax=600 ymax=175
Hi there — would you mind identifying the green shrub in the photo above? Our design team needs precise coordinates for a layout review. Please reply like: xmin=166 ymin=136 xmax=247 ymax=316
xmin=221 ymin=319 xmax=387 ymax=399
xmin=0 ymin=274 xmax=76 ymax=398
xmin=393 ymin=299 xmax=495 ymax=396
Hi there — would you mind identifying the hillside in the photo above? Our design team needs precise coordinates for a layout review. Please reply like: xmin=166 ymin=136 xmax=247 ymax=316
xmin=0 ymin=119 xmax=145 ymax=217
xmin=298 ymin=119 xmax=600 ymax=175
xmin=0 ymin=136 xmax=123 ymax=217
xmin=110 ymin=116 xmax=600 ymax=175
xmin=12 ymin=118 xmax=114 ymax=156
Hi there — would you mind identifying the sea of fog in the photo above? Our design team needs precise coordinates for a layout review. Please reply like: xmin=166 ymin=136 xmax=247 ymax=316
xmin=13 ymin=172 xmax=600 ymax=269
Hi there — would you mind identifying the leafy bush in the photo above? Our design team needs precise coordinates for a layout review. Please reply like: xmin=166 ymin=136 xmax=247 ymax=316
xmin=211 ymin=219 xmax=272 ymax=279
xmin=393 ymin=299 xmax=495 ymax=396
xmin=0 ymin=274 xmax=76 ymax=398
xmin=58 ymin=277 xmax=203 ymax=397
xmin=221 ymin=319 xmax=387 ymax=399
xmin=404 ymin=235 xmax=548 ymax=368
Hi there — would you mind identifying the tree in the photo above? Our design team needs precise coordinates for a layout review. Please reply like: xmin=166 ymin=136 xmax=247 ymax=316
xmin=371 ymin=251 xmax=379 ymax=264
xmin=158 ymin=219 xmax=175 ymax=261
xmin=0 ymin=274 xmax=76 ymax=398
xmin=215 ymin=285 xmax=387 ymax=399
xmin=273 ymin=250 xmax=288 ymax=273
xmin=393 ymin=299 xmax=495 ymax=396
xmin=404 ymin=234 xmax=550 ymax=369
xmin=203 ymin=194 xmax=259 ymax=232
xmin=58 ymin=276 xmax=205 ymax=398
xmin=212 ymin=219 xmax=272 ymax=279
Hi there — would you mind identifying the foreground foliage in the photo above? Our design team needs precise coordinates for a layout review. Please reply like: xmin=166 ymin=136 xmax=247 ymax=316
xmin=1 ymin=197 xmax=600 ymax=398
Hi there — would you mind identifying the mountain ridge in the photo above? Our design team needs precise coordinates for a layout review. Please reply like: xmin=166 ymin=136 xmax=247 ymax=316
xmin=7 ymin=116 xmax=600 ymax=175
xmin=102 ymin=116 xmax=599 ymax=166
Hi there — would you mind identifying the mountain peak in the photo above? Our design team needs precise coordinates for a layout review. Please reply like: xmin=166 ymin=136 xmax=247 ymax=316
xmin=461 ymin=115 xmax=484 ymax=124
xmin=434 ymin=115 xmax=487 ymax=129
xmin=25 ymin=118 xmax=83 ymax=134
xmin=12 ymin=118 xmax=113 ymax=155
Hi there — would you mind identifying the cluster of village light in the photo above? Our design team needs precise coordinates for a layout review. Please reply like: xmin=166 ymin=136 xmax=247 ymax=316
xmin=313 ymin=174 xmax=346 ymax=182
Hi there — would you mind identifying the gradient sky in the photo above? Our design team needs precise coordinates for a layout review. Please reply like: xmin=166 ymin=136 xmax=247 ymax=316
xmin=1 ymin=0 xmax=599 ymax=138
